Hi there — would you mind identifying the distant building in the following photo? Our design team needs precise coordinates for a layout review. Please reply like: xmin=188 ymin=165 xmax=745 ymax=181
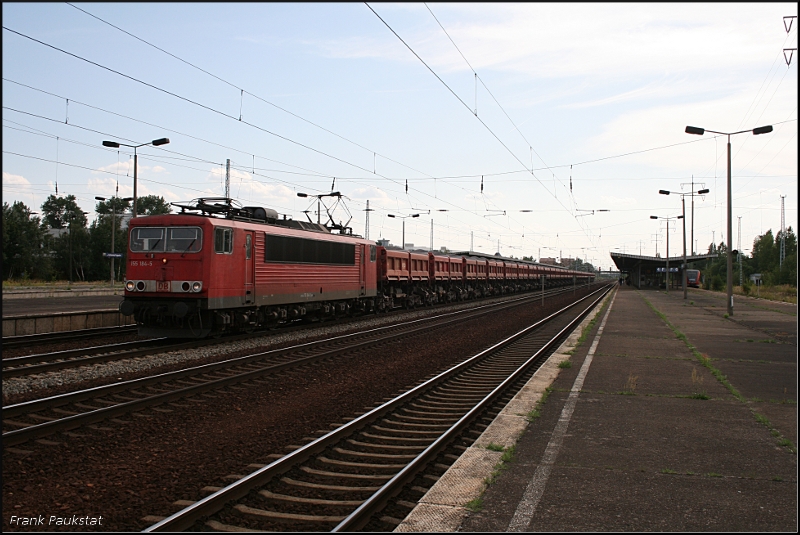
xmin=47 ymin=228 xmax=69 ymax=239
xmin=539 ymin=257 xmax=558 ymax=265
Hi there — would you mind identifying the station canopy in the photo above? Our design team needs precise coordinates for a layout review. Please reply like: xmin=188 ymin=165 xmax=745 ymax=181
xmin=610 ymin=251 xmax=717 ymax=273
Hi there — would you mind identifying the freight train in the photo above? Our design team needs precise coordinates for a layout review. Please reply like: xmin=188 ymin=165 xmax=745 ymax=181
xmin=119 ymin=198 xmax=594 ymax=338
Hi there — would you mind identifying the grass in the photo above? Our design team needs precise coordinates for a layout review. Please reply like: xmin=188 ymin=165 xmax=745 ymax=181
xmin=485 ymin=443 xmax=505 ymax=452
xmin=691 ymin=367 xmax=708 ymax=399
xmin=465 ymin=497 xmax=483 ymax=512
xmin=526 ymin=387 xmax=552 ymax=422
xmin=558 ymin=359 xmax=572 ymax=369
xmin=706 ymin=472 xmax=723 ymax=478
xmin=483 ymin=445 xmax=516 ymax=486
xmin=619 ymin=372 xmax=638 ymax=395
xmin=639 ymin=291 xmax=798 ymax=455
xmin=778 ymin=439 xmax=797 ymax=453
xmin=574 ymin=295 xmax=612 ymax=349
xmin=660 ymin=468 xmax=678 ymax=474
xmin=2 ymin=279 xmax=113 ymax=290
xmin=732 ymin=283 xmax=797 ymax=305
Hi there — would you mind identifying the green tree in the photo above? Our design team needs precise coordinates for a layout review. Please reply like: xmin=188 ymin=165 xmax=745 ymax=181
xmin=135 ymin=195 xmax=171 ymax=215
xmin=751 ymin=230 xmax=777 ymax=282
xmin=41 ymin=195 xmax=88 ymax=281
xmin=2 ymin=201 xmax=52 ymax=280
xmin=40 ymin=194 xmax=87 ymax=229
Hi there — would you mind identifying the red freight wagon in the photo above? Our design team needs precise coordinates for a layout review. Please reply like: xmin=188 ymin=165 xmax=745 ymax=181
xmin=382 ymin=249 xmax=410 ymax=282
xmin=488 ymin=259 xmax=502 ymax=280
xmin=463 ymin=257 xmax=479 ymax=281
xmin=476 ymin=259 xmax=488 ymax=281
xmin=409 ymin=252 xmax=429 ymax=282
xmin=428 ymin=253 xmax=451 ymax=281
xmin=448 ymin=256 xmax=464 ymax=283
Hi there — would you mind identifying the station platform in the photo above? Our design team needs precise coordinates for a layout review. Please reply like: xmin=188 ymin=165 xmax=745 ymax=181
xmin=2 ymin=294 xmax=123 ymax=318
xmin=398 ymin=285 xmax=797 ymax=532
xmin=2 ymin=290 xmax=128 ymax=336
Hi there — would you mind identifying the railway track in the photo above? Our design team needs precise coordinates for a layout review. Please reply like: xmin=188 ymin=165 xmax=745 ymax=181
xmin=143 ymin=283 xmax=614 ymax=532
xmin=2 ymin=284 xmax=586 ymax=375
xmin=2 ymin=286 xmax=590 ymax=447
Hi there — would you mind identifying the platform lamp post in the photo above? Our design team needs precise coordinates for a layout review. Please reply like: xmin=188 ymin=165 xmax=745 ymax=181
xmin=658 ymin=188 xmax=709 ymax=299
xmin=102 ymin=138 xmax=170 ymax=218
xmin=95 ymin=195 xmax=133 ymax=287
xmin=650 ymin=215 xmax=683 ymax=292
xmin=387 ymin=213 xmax=420 ymax=250
xmin=685 ymin=124 xmax=772 ymax=316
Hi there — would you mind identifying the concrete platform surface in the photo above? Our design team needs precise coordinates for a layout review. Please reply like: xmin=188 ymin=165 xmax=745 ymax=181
xmin=2 ymin=295 xmax=123 ymax=318
xmin=406 ymin=286 xmax=797 ymax=532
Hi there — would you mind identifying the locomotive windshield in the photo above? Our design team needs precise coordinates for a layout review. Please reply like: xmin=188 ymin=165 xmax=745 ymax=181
xmin=166 ymin=227 xmax=202 ymax=252
xmin=130 ymin=226 xmax=202 ymax=253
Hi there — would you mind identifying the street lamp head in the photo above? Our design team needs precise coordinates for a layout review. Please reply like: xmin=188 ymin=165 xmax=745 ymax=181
xmin=697 ymin=188 xmax=710 ymax=194
xmin=296 ymin=192 xmax=308 ymax=198
xmin=387 ymin=214 xmax=396 ymax=218
xmin=95 ymin=196 xmax=106 ymax=201
xmin=685 ymin=126 xmax=705 ymax=135
xmin=752 ymin=125 xmax=773 ymax=135
xmin=659 ymin=190 xmax=670 ymax=195
xmin=412 ymin=214 xmax=420 ymax=218
xmin=102 ymin=140 xmax=120 ymax=148
xmin=677 ymin=215 xmax=684 ymax=219
xmin=121 ymin=197 xmax=134 ymax=202
xmin=151 ymin=137 xmax=170 ymax=146
xmin=650 ymin=216 xmax=658 ymax=219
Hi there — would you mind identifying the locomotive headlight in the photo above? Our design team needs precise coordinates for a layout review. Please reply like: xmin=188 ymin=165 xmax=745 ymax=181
xmin=125 ymin=281 xmax=135 ymax=291
xmin=162 ymin=258 xmax=167 ymax=264
xmin=192 ymin=281 xmax=202 ymax=292
xmin=181 ymin=282 xmax=191 ymax=292
xmin=136 ymin=281 xmax=146 ymax=292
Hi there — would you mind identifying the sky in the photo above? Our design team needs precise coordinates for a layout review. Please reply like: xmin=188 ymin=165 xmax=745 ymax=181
xmin=3 ymin=2 xmax=797 ymax=271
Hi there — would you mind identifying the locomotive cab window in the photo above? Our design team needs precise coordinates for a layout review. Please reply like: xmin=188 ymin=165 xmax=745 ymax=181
xmin=130 ymin=227 xmax=165 ymax=252
xmin=214 ymin=227 xmax=233 ymax=254
xmin=166 ymin=227 xmax=202 ymax=253
xmin=370 ymin=245 xmax=376 ymax=262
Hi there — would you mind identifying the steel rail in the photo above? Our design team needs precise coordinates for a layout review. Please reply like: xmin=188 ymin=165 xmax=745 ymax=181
xmin=144 ymin=283 xmax=612 ymax=532
xmin=2 ymin=338 xmax=169 ymax=377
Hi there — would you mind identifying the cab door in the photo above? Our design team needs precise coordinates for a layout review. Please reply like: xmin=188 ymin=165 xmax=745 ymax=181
xmin=243 ymin=232 xmax=254 ymax=305
xmin=359 ymin=244 xmax=366 ymax=296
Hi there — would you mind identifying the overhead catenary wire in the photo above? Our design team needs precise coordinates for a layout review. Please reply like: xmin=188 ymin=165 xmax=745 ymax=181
xmin=64 ymin=2 xmax=439 ymax=182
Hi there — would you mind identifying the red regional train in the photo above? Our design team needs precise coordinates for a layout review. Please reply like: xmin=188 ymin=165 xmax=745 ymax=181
xmin=120 ymin=198 xmax=594 ymax=337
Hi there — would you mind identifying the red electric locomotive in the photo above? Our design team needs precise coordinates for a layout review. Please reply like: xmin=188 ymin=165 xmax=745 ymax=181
xmin=121 ymin=198 xmax=378 ymax=337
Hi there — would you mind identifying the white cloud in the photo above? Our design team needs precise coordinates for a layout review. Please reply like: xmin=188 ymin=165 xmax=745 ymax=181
xmin=3 ymin=171 xmax=31 ymax=186
xmin=317 ymin=4 xmax=788 ymax=82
